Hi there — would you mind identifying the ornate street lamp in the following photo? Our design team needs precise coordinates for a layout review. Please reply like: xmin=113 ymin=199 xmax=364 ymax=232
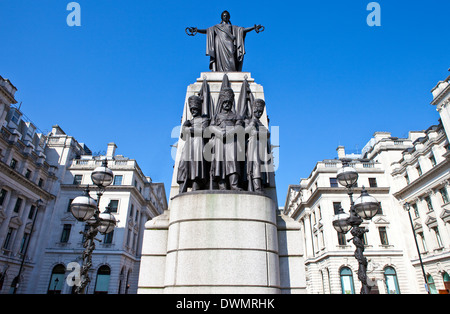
xmin=70 ymin=159 xmax=117 ymax=294
xmin=91 ymin=160 xmax=114 ymax=188
xmin=332 ymin=160 xmax=380 ymax=294
xmin=71 ymin=189 xmax=97 ymax=222
xmin=337 ymin=162 xmax=359 ymax=188
xmin=354 ymin=188 xmax=381 ymax=220
xmin=332 ymin=206 xmax=352 ymax=234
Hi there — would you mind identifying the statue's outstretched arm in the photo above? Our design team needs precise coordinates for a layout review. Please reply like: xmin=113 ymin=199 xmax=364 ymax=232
xmin=185 ymin=27 xmax=207 ymax=36
xmin=244 ymin=24 xmax=265 ymax=34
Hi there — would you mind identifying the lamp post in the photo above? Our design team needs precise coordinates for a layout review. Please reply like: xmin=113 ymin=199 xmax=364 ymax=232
xmin=403 ymin=202 xmax=430 ymax=294
xmin=332 ymin=160 xmax=381 ymax=294
xmin=70 ymin=159 xmax=116 ymax=294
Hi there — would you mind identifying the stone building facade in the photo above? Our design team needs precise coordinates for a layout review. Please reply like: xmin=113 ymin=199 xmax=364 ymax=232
xmin=284 ymin=70 xmax=450 ymax=294
xmin=0 ymin=75 xmax=167 ymax=294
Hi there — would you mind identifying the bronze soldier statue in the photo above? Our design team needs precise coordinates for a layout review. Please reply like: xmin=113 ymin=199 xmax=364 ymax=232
xmin=177 ymin=95 xmax=211 ymax=193
xmin=245 ymin=99 xmax=272 ymax=193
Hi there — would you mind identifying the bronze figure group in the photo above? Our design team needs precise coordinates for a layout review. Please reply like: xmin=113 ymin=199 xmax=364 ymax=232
xmin=177 ymin=75 xmax=273 ymax=194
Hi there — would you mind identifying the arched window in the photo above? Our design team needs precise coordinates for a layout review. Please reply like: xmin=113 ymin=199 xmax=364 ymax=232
xmin=47 ymin=264 xmax=65 ymax=294
xmin=384 ymin=267 xmax=400 ymax=294
xmin=94 ymin=265 xmax=111 ymax=294
xmin=340 ymin=267 xmax=355 ymax=294
xmin=427 ymin=274 xmax=437 ymax=294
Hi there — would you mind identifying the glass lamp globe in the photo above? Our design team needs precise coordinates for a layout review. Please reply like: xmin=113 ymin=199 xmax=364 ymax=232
xmin=354 ymin=187 xmax=380 ymax=220
xmin=337 ymin=163 xmax=359 ymax=188
xmin=97 ymin=212 xmax=116 ymax=234
xmin=332 ymin=208 xmax=352 ymax=234
xmin=91 ymin=160 xmax=114 ymax=188
xmin=70 ymin=191 xmax=97 ymax=222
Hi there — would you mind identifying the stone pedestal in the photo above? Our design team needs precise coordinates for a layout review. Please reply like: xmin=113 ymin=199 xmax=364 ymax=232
xmin=163 ymin=191 xmax=280 ymax=294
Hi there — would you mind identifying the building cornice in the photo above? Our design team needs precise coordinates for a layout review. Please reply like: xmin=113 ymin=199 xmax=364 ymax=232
xmin=61 ymin=184 xmax=160 ymax=215
xmin=0 ymin=160 xmax=55 ymax=200
xmin=393 ymin=158 xmax=450 ymax=199
xmin=431 ymin=82 xmax=450 ymax=107
xmin=291 ymin=186 xmax=390 ymax=220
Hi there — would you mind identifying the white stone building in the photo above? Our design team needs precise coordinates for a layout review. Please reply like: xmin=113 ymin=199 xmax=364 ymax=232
xmin=0 ymin=75 xmax=167 ymax=294
xmin=0 ymin=75 xmax=57 ymax=293
xmin=284 ymin=150 xmax=415 ymax=294
xmin=33 ymin=130 xmax=167 ymax=294
xmin=388 ymin=74 xmax=450 ymax=294
xmin=284 ymin=70 xmax=450 ymax=294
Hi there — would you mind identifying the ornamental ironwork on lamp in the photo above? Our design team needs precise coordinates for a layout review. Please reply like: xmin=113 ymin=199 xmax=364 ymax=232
xmin=331 ymin=159 xmax=381 ymax=294
xmin=69 ymin=158 xmax=117 ymax=294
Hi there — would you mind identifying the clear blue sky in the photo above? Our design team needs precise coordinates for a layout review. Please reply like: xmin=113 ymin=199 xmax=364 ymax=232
xmin=1 ymin=0 xmax=449 ymax=206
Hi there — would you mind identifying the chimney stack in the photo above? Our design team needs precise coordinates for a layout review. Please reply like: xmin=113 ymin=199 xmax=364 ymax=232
xmin=106 ymin=142 xmax=117 ymax=158
xmin=336 ymin=146 xmax=346 ymax=159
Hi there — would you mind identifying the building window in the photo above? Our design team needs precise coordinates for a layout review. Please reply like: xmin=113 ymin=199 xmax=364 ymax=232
xmin=424 ymin=196 xmax=434 ymax=212
xmin=126 ymin=228 xmax=132 ymax=247
xmin=25 ymin=169 xmax=32 ymax=179
xmin=10 ymin=158 xmax=17 ymax=170
xmin=73 ymin=175 xmax=83 ymax=185
xmin=368 ymin=178 xmax=377 ymax=188
xmin=38 ymin=178 xmax=44 ymax=188
xmin=340 ymin=267 xmax=355 ymax=294
xmin=418 ymin=232 xmax=427 ymax=252
xmin=0 ymin=189 xmax=7 ymax=206
xmin=432 ymin=227 xmax=443 ymax=248
xmin=412 ymin=203 xmax=420 ymax=218
xmin=47 ymin=264 xmax=66 ymax=294
xmin=11 ymin=110 xmax=21 ymax=124
xmin=405 ymin=174 xmax=410 ymax=184
xmin=429 ymin=154 xmax=437 ymax=166
xmin=60 ymin=224 xmax=72 ymax=243
xmin=427 ymin=275 xmax=438 ymax=294
xmin=108 ymin=200 xmax=119 ymax=213
xmin=337 ymin=232 xmax=346 ymax=245
xmin=3 ymin=228 xmax=14 ymax=250
xmin=28 ymin=205 xmax=36 ymax=219
xmin=416 ymin=165 xmax=422 ymax=176
xmin=113 ymin=175 xmax=123 ymax=186
xmin=19 ymin=233 xmax=30 ymax=254
xmin=333 ymin=202 xmax=341 ymax=215
xmin=439 ymin=187 xmax=449 ymax=204
xmin=442 ymin=272 xmax=450 ymax=292
xmin=67 ymin=199 xmax=74 ymax=212
xmin=129 ymin=204 xmax=134 ymax=218
xmin=329 ymin=178 xmax=338 ymax=187
xmin=94 ymin=266 xmax=111 ymax=294
xmin=104 ymin=230 xmax=114 ymax=244
xmin=384 ymin=267 xmax=400 ymax=294
xmin=362 ymin=232 xmax=368 ymax=245
xmin=379 ymin=227 xmax=389 ymax=245
xmin=13 ymin=198 xmax=23 ymax=213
